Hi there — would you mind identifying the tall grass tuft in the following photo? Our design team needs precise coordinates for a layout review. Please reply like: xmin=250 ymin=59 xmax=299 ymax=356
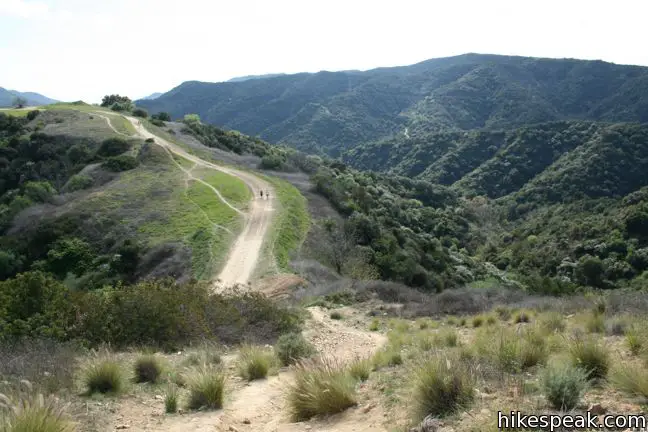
xmin=569 ymin=336 xmax=610 ymax=380
xmin=83 ymin=359 xmax=123 ymax=395
xmin=237 ymin=346 xmax=276 ymax=381
xmin=0 ymin=384 xmax=75 ymax=432
xmin=134 ymin=355 xmax=163 ymax=383
xmin=541 ymin=362 xmax=589 ymax=411
xmin=411 ymin=354 xmax=475 ymax=421
xmin=287 ymin=357 xmax=357 ymax=421
xmin=185 ymin=365 xmax=225 ymax=410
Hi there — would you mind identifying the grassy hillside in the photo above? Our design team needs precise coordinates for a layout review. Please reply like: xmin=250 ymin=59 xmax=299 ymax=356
xmin=138 ymin=54 xmax=648 ymax=156
xmin=0 ymin=108 xmax=251 ymax=287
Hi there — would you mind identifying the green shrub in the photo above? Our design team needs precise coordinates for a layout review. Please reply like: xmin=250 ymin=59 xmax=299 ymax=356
xmin=369 ymin=319 xmax=379 ymax=331
xmin=605 ymin=317 xmax=627 ymax=336
xmin=164 ymin=384 xmax=178 ymax=413
xmin=611 ymin=362 xmax=648 ymax=399
xmin=97 ymin=137 xmax=131 ymax=157
xmin=513 ymin=311 xmax=531 ymax=324
xmin=373 ymin=347 xmax=403 ymax=369
xmin=65 ymin=174 xmax=93 ymax=192
xmin=436 ymin=329 xmax=459 ymax=348
xmin=152 ymin=112 xmax=171 ymax=122
xmin=585 ymin=313 xmax=605 ymax=333
xmin=569 ymin=337 xmax=610 ymax=380
xmin=287 ymin=357 xmax=357 ymax=421
xmin=541 ymin=362 xmax=589 ymax=410
xmin=472 ymin=316 xmax=484 ymax=328
xmin=186 ymin=365 xmax=225 ymax=410
xmin=134 ymin=355 xmax=162 ymax=383
xmin=0 ymin=386 xmax=75 ymax=432
xmin=626 ymin=329 xmax=643 ymax=355
xmin=83 ymin=359 xmax=123 ymax=395
xmin=540 ymin=312 xmax=566 ymax=333
xmin=330 ymin=311 xmax=342 ymax=320
xmin=102 ymin=155 xmax=139 ymax=172
xmin=274 ymin=333 xmax=315 ymax=366
xmin=411 ymin=354 xmax=475 ymax=421
xmin=132 ymin=108 xmax=148 ymax=118
xmin=238 ymin=346 xmax=276 ymax=381
xmin=347 ymin=358 xmax=371 ymax=382
xmin=150 ymin=119 xmax=165 ymax=127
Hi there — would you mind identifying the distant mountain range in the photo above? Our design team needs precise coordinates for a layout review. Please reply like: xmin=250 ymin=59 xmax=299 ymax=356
xmin=137 ymin=53 xmax=648 ymax=157
xmin=0 ymin=87 xmax=58 ymax=107
xmin=226 ymin=73 xmax=286 ymax=83
xmin=139 ymin=92 xmax=163 ymax=101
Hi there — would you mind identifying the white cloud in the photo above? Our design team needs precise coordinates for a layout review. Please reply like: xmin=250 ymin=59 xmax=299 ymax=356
xmin=0 ymin=0 xmax=48 ymax=18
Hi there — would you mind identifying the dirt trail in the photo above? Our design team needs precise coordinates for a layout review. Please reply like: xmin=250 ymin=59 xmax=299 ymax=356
xmin=119 ymin=116 xmax=275 ymax=288
xmin=114 ymin=306 xmax=387 ymax=432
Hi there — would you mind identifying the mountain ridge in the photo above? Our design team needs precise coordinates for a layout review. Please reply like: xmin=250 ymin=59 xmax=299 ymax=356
xmin=0 ymin=87 xmax=58 ymax=107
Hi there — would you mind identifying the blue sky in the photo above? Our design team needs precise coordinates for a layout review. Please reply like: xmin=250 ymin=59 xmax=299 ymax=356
xmin=1 ymin=0 xmax=646 ymax=103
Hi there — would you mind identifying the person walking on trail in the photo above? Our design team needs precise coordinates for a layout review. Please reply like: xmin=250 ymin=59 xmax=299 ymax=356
xmin=260 ymin=190 xmax=263 ymax=199
xmin=266 ymin=190 xmax=270 ymax=200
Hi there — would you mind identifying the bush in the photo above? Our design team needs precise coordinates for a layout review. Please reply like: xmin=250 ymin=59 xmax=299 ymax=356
xmin=164 ymin=384 xmax=178 ymax=413
xmin=97 ymin=137 xmax=131 ymax=157
xmin=330 ymin=311 xmax=342 ymax=320
xmin=369 ymin=319 xmax=379 ymax=331
xmin=102 ymin=155 xmax=139 ymax=172
xmin=611 ymin=362 xmax=648 ymax=399
xmin=372 ymin=347 xmax=403 ymax=368
xmin=347 ymin=357 xmax=372 ymax=382
xmin=626 ymin=329 xmax=643 ymax=355
xmin=26 ymin=110 xmax=40 ymax=121
xmin=186 ymin=365 xmax=225 ymax=410
xmin=541 ymin=362 xmax=589 ymax=410
xmin=83 ymin=359 xmax=123 ymax=395
xmin=585 ymin=312 xmax=605 ymax=333
xmin=132 ymin=108 xmax=148 ymax=118
xmin=436 ymin=329 xmax=459 ymax=347
xmin=513 ymin=310 xmax=531 ymax=324
xmin=411 ymin=354 xmax=475 ymax=421
xmin=150 ymin=119 xmax=165 ymax=127
xmin=238 ymin=346 xmax=276 ymax=381
xmin=65 ymin=174 xmax=93 ymax=192
xmin=540 ymin=312 xmax=566 ymax=333
xmin=569 ymin=337 xmax=610 ymax=380
xmin=274 ymin=333 xmax=315 ymax=366
xmin=134 ymin=355 xmax=162 ymax=383
xmin=287 ymin=357 xmax=357 ymax=421
xmin=152 ymin=112 xmax=171 ymax=122
xmin=605 ymin=317 xmax=627 ymax=336
xmin=472 ymin=315 xmax=484 ymax=328
xmin=0 ymin=384 xmax=74 ymax=432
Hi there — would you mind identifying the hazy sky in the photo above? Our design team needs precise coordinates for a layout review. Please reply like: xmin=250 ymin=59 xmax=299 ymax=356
xmin=1 ymin=0 xmax=646 ymax=103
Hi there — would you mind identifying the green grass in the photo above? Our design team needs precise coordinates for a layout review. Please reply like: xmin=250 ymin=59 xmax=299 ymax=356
xmin=261 ymin=175 xmax=309 ymax=271
xmin=193 ymin=168 xmax=252 ymax=210
xmin=186 ymin=365 xmax=225 ymax=410
xmin=237 ymin=346 xmax=277 ymax=381
xmin=0 ymin=108 xmax=34 ymax=117
xmin=102 ymin=112 xmax=136 ymax=135
xmin=82 ymin=359 xmax=124 ymax=395
xmin=0 ymin=390 xmax=75 ymax=432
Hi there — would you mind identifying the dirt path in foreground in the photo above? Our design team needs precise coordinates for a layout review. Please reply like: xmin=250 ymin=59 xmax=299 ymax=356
xmin=113 ymin=306 xmax=387 ymax=432
xmin=120 ymin=116 xmax=276 ymax=288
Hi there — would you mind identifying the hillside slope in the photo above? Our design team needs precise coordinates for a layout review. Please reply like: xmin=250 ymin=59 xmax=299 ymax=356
xmin=138 ymin=53 xmax=648 ymax=155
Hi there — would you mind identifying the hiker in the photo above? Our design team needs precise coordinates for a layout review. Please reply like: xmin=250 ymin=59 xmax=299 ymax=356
xmin=260 ymin=190 xmax=263 ymax=198
xmin=266 ymin=190 xmax=270 ymax=199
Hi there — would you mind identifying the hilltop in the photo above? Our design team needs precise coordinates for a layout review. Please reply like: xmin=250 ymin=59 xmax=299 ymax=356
xmin=138 ymin=53 xmax=648 ymax=156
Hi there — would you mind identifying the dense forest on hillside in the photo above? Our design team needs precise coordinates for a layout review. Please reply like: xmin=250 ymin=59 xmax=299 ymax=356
xmin=139 ymin=54 xmax=648 ymax=157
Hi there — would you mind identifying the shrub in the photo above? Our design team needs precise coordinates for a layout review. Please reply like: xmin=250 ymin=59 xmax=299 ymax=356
xmin=436 ymin=329 xmax=459 ymax=348
xmin=373 ymin=346 xmax=403 ymax=369
xmin=347 ymin=358 xmax=371 ymax=382
xmin=569 ymin=337 xmax=610 ymax=380
xmin=184 ymin=349 xmax=222 ymax=367
xmin=0 ymin=384 xmax=75 ymax=432
xmin=152 ymin=112 xmax=171 ymax=122
xmin=513 ymin=310 xmax=531 ymax=324
xmin=26 ymin=110 xmax=40 ymax=121
xmin=495 ymin=306 xmax=512 ymax=321
xmin=83 ymin=359 xmax=123 ymax=395
xmin=132 ymin=108 xmax=148 ymax=118
xmin=287 ymin=357 xmax=357 ymax=421
xmin=585 ymin=313 xmax=605 ymax=333
xmin=611 ymin=362 xmax=648 ymax=399
xmin=134 ymin=355 xmax=162 ymax=383
xmin=97 ymin=137 xmax=130 ymax=157
xmin=541 ymin=362 xmax=589 ymax=410
xmin=626 ymin=329 xmax=643 ymax=355
xmin=519 ymin=328 xmax=548 ymax=369
xmin=238 ymin=346 xmax=276 ymax=381
xmin=164 ymin=384 xmax=178 ymax=413
xmin=605 ymin=317 xmax=627 ymax=336
xmin=65 ymin=174 xmax=93 ymax=192
xmin=186 ymin=365 xmax=225 ymax=410
xmin=102 ymin=155 xmax=139 ymax=172
xmin=411 ymin=354 xmax=475 ymax=421
xmin=540 ymin=312 xmax=566 ymax=333
xmin=472 ymin=316 xmax=484 ymax=328
xmin=274 ymin=333 xmax=315 ymax=366
xmin=330 ymin=311 xmax=342 ymax=320
xmin=369 ymin=319 xmax=379 ymax=331
xmin=486 ymin=314 xmax=497 ymax=326
xmin=150 ymin=119 xmax=165 ymax=127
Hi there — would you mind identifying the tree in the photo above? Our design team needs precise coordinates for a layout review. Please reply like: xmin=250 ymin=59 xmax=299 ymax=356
xmin=152 ymin=112 xmax=171 ymax=122
xmin=132 ymin=108 xmax=148 ymax=118
xmin=12 ymin=96 xmax=27 ymax=108
xmin=183 ymin=114 xmax=201 ymax=125
xmin=101 ymin=94 xmax=132 ymax=107
xmin=46 ymin=237 xmax=94 ymax=277
xmin=97 ymin=137 xmax=131 ymax=157
xmin=314 ymin=219 xmax=358 ymax=275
